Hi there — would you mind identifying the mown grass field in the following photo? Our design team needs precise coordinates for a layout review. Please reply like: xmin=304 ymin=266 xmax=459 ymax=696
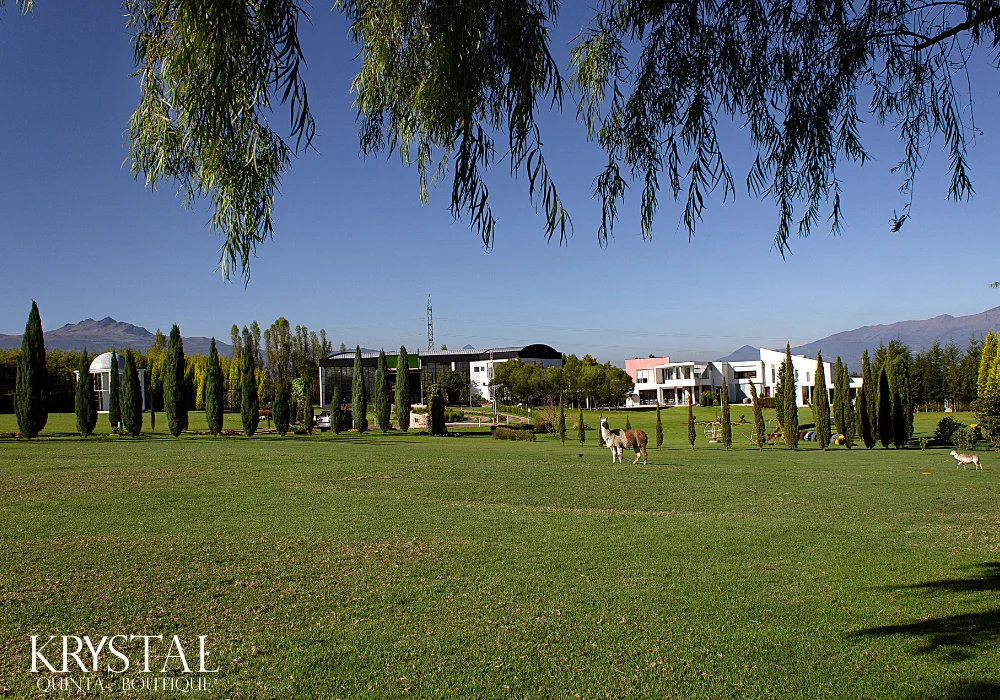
xmin=1 ymin=408 xmax=998 ymax=698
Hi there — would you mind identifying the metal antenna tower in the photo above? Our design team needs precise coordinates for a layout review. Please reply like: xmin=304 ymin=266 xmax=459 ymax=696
xmin=427 ymin=294 xmax=435 ymax=351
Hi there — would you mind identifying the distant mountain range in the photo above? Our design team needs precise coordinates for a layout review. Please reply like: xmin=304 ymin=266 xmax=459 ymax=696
xmin=0 ymin=317 xmax=233 ymax=357
xmin=719 ymin=306 xmax=1000 ymax=369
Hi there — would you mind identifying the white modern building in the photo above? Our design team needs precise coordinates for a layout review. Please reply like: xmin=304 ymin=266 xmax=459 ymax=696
xmin=625 ymin=348 xmax=861 ymax=408
xmin=75 ymin=351 xmax=147 ymax=413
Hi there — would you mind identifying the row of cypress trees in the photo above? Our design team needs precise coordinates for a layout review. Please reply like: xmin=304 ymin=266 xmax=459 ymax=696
xmin=853 ymin=348 xmax=914 ymax=449
xmin=337 ymin=344 xmax=415 ymax=433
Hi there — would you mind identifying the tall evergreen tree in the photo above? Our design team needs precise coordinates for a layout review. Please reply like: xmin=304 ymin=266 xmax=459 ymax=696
xmin=241 ymin=328 xmax=260 ymax=437
xmin=720 ymin=377 xmax=732 ymax=450
xmin=14 ymin=301 xmax=48 ymax=439
xmin=687 ymin=401 xmax=696 ymax=448
xmin=75 ymin=349 xmax=97 ymax=437
xmin=812 ymin=352 xmax=830 ymax=450
xmin=624 ymin=414 xmax=631 ymax=430
xmin=273 ymin=383 xmax=290 ymax=436
xmin=900 ymin=360 xmax=914 ymax=440
xmin=774 ymin=361 xmax=786 ymax=430
xmin=836 ymin=358 xmax=854 ymax=448
xmin=374 ymin=349 xmax=391 ymax=431
xmin=331 ymin=386 xmax=342 ymax=434
xmin=783 ymin=343 xmax=799 ymax=450
xmin=427 ymin=383 xmax=445 ymax=435
xmin=833 ymin=357 xmax=847 ymax=441
xmin=395 ymin=345 xmax=411 ymax=432
xmin=862 ymin=350 xmax=878 ymax=440
xmin=120 ymin=350 xmax=143 ymax=437
xmin=859 ymin=381 xmax=875 ymax=448
xmin=749 ymin=381 xmax=766 ymax=452
xmin=578 ymin=409 xmax=586 ymax=445
xmin=892 ymin=385 xmax=907 ymax=449
xmin=655 ymin=404 xmax=663 ymax=448
xmin=205 ymin=338 xmax=224 ymax=436
xmin=164 ymin=325 xmax=188 ymax=436
xmin=557 ymin=395 xmax=566 ymax=445
xmin=981 ymin=330 xmax=998 ymax=397
xmin=108 ymin=350 xmax=122 ymax=430
xmin=352 ymin=345 xmax=368 ymax=432
xmin=877 ymin=367 xmax=893 ymax=448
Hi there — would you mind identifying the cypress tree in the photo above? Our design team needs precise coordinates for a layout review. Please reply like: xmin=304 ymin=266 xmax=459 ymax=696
xmin=835 ymin=358 xmax=854 ymax=448
xmin=120 ymin=350 xmax=143 ymax=437
xmin=205 ymin=338 xmax=224 ymax=436
xmin=859 ymin=382 xmax=875 ymax=449
xmin=352 ymin=346 xmax=368 ymax=432
xmin=862 ymin=350 xmax=877 ymax=439
xmin=655 ymin=404 xmax=663 ymax=448
xmin=687 ymin=401 xmax=696 ymax=448
xmin=108 ymin=350 xmax=122 ymax=430
xmin=813 ymin=352 xmax=830 ymax=450
xmin=374 ymin=349 xmax=391 ymax=432
xmin=75 ymin=349 xmax=97 ymax=437
xmin=892 ymin=386 xmax=907 ymax=449
xmin=331 ymin=386 xmax=342 ymax=434
xmin=979 ymin=332 xmax=996 ymax=396
xmin=558 ymin=395 xmax=566 ymax=445
xmin=273 ymin=383 xmax=290 ymax=436
xmin=578 ymin=408 xmax=586 ymax=444
xmin=625 ymin=414 xmax=632 ymax=430
xmin=833 ymin=357 xmax=846 ymax=440
xmin=304 ymin=387 xmax=314 ymax=434
xmin=395 ymin=345 xmax=411 ymax=432
xmin=14 ymin=301 xmax=48 ymax=439
xmin=783 ymin=343 xmax=799 ymax=450
xmin=720 ymin=377 xmax=732 ymax=450
xmin=427 ymin=384 xmax=445 ymax=436
xmin=749 ymin=381 xmax=766 ymax=452
xmin=774 ymin=361 xmax=786 ymax=430
xmin=877 ymin=367 xmax=893 ymax=448
xmin=164 ymin=325 xmax=187 ymax=436
xmin=241 ymin=329 xmax=260 ymax=437
xmin=900 ymin=361 xmax=914 ymax=440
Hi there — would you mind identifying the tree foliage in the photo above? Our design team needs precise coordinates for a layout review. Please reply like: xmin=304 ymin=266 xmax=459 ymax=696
xmin=83 ymin=0 xmax=1000 ymax=280
xmin=720 ymin=378 xmax=732 ymax=451
xmin=578 ymin=408 xmax=586 ymax=445
xmin=878 ymin=367 xmax=893 ymax=449
xmin=241 ymin=328 xmax=260 ymax=437
xmin=654 ymin=404 xmax=663 ymax=448
xmin=351 ymin=346 xmax=368 ymax=432
xmin=164 ymin=325 xmax=187 ymax=436
xmin=687 ymin=401 xmax=696 ymax=449
xmin=374 ymin=349 xmax=391 ymax=431
xmin=426 ymin=383 xmax=445 ymax=436
xmin=75 ymin=349 xmax=97 ymax=438
xmin=395 ymin=345 xmax=410 ymax=432
xmin=120 ymin=349 xmax=143 ymax=437
xmin=205 ymin=338 xmax=224 ymax=436
xmin=749 ymin=380 xmax=766 ymax=452
xmin=14 ymin=300 xmax=47 ymax=438
xmin=782 ymin=344 xmax=798 ymax=450
xmin=273 ymin=383 xmax=290 ymax=436
xmin=331 ymin=385 xmax=342 ymax=435
xmin=557 ymin=395 xmax=566 ymax=446
xmin=108 ymin=350 xmax=121 ymax=431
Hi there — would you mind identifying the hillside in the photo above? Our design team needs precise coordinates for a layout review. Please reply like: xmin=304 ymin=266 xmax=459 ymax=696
xmin=0 ymin=317 xmax=233 ymax=356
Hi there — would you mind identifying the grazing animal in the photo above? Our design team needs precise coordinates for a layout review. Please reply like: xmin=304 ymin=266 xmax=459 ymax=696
xmin=600 ymin=416 xmax=648 ymax=465
xmin=950 ymin=450 xmax=983 ymax=470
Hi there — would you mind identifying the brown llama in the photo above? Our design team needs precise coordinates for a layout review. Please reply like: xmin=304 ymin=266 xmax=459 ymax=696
xmin=599 ymin=416 xmax=648 ymax=465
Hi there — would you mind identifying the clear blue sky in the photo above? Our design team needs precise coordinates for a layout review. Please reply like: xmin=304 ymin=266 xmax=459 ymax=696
xmin=2 ymin=4 xmax=999 ymax=362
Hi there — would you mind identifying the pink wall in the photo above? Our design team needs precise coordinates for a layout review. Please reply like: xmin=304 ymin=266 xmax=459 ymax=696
xmin=625 ymin=356 xmax=669 ymax=381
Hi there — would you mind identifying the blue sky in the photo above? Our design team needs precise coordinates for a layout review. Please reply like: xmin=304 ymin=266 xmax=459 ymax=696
xmin=2 ymin=4 xmax=1000 ymax=362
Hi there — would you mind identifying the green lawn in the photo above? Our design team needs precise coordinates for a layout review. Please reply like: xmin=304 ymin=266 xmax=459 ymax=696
xmin=0 ymin=408 xmax=997 ymax=698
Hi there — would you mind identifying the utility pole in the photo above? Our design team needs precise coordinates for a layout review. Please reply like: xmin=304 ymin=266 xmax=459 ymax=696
xmin=427 ymin=294 xmax=435 ymax=352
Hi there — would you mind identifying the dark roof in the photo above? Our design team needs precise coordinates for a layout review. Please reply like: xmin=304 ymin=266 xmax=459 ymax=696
xmin=319 ymin=344 xmax=561 ymax=367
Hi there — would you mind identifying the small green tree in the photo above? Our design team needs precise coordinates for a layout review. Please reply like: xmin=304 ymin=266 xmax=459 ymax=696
xmin=980 ymin=331 xmax=997 ymax=397
xmin=427 ymin=383 xmax=445 ymax=435
xmin=557 ymin=395 xmax=567 ymax=445
xmin=624 ymin=414 xmax=631 ymax=430
xmin=687 ymin=401 xmax=696 ymax=448
xmin=749 ymin=381 xmax=766 ymax=452
xmin=352 ymin=346 xmax=368 ymax=432
xmin=892 ymin=380 xmax=907 ymax=449
xmin=75 ymin=349 xmax=97 ymax=437
xmin=862 ymin=350 xmax=877 ymax=440
xmin=812 ymin=352 xmax=830 ymax=450
xmin=374 ymin=349 xmax=391 ymax=431
xmin=331 ymin=386 xmax=342 ymax=434
xmin=305 ymin=387 xmax=315 ymax=434
xmin=783 ymin=343 xmax=799 ymax=450
xmin=108 ymin=350 xmax=122 ymax=430
xmin=120 ymin=350 xmax=143 ymax=437
xmin=14 ymin=301 xmax=48 ymax=439
xmin=205 ymin=338 xmax=224 ymax=436
xmin=164 ymin=325 xmax=187 ymax=436
xmin=774 ymin=361 xmax=786 ymax=430
xmin=720 ymin=378 xmax=732 ymax=450
xmin=654 ymin=404 xmax=663 ymax=448
xmin=877 ymin=367 xmax=893 ymax=448
xmin=859 ymin=384 xmax=875 ymax=449
xmin=395 ymin=345 xmax=411 ymax=432
xmin=578 ymin=409 xmax=586 ymax=444
xmin=241 ymin=328 xmax=260 ymax=437
xmin=273 ymin=383 xmax=290 ymax=436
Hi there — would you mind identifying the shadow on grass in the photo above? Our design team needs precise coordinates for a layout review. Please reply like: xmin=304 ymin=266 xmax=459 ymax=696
xmin=913 ymin=681 xmax=1000 ymax=699
xmin=853 ymin=563 xmax=1000 ymax=659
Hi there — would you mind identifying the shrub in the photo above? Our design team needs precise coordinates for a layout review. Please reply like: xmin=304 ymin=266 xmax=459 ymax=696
xmin=444 ymin=407 xmax=465 ymax=422
xmin=919 ymin=437 xmax=929 ymax=451
xmin=427 ymin=384 xmax=445 ymax=435
xmin=493 ymin=426 xmax=536 ymax=441
xmin=699 ymin=391 xmax=717 ymax=407
xmin=976 ymin=391 xmax=1000 ymax=449
xmin=933 ymin=417 xmax=964 ymax=446
xmin=534 ymin=416 xmax=553 ymax=434
xmin=954 ymin=425 xmax=979 ymax=451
